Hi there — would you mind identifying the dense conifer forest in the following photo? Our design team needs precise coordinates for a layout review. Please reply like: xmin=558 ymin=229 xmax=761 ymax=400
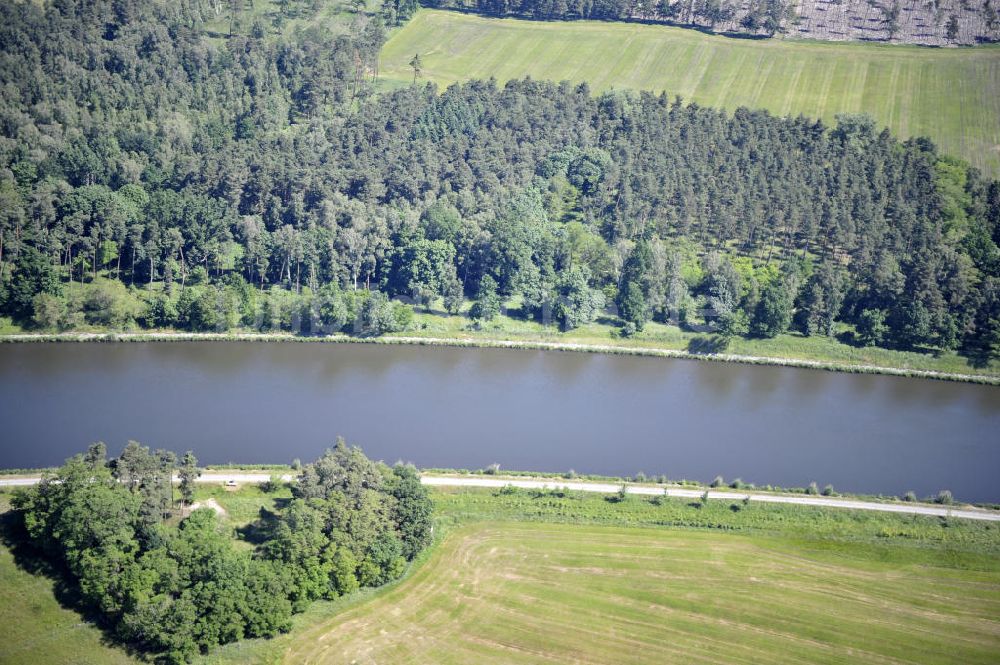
xmin=0 ymin=0 xmax=998 ymax=364
xmin=11 ymin=440 xmax=432 ymax=663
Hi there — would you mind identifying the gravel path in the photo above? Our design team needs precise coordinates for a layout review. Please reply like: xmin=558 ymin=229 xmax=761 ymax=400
xmin=2 ymin=472 xmax=997 ymax=522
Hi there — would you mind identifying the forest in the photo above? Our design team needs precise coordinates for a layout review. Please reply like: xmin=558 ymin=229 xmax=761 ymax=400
xmin=0 ymin=0 xmax=998 ymax=364
xmin=10 ymin=439 xmax=432 ymax=663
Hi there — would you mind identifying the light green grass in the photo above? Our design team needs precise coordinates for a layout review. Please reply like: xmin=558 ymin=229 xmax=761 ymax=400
xmin=189 ymin=481 xmax=293 ymax=527
xmin=382 ymin=10 xmax=1000 ymax=175
xmin=205 ymin=486 xmax=1000 ymax=663
xmin=397 ymin=297 xmax=999 ymax=378
xmin=284 ymin=520 xmax=1000 ymax=664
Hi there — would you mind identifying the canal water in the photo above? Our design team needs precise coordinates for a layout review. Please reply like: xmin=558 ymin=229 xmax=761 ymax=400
xmin=1 ymin=342 xmax=997 ymax=501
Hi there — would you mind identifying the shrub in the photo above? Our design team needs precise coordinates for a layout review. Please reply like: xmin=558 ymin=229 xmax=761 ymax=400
xmin=902 ymin=491 xmax=917 ymax=502
xmin=935 ymin=490 xmax=954 ymax=505
xmin=806 ymin=482 xmax=820 ymax=495
xmin=710 ymin=475 xmax=724 ymax=488
xmin=729 ymin=478 xmax=744 ymax=490
xmin=82 ymin=279 xmax=141 ymax=328
xmin=258 ymin=474 xmax=282 ymax=493
xmin=31 ymin=292 xmax=67 ymax=330
xmin=469 ymin=275 xmax=500 ymax=322
xmin=821 ymin=484 xmax=836 ymax=496
xmin=360 ymin=291 xmax=401 ymax=335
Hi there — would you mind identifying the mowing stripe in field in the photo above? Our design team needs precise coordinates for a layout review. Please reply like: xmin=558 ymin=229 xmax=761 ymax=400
xmin=282 ymin=522 xmax=1000 ymax=664
xmin=382 ymin=10 xmax=1000 ymax=175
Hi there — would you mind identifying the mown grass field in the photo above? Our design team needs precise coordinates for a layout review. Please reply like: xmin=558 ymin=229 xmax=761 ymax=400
xmin=285 ymin=521 xmax=1000 ymax=664
xmin=381 ymin=10 xmax=1000 ymax=176
xmin=194 ymin=486 xmax=1000 ymax=663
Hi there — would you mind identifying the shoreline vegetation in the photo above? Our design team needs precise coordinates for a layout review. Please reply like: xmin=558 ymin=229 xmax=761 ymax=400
xmin=3 ymin=329 xmax=999 ymax=385
xmin=3 ymin=467 xmax=996 ymax=515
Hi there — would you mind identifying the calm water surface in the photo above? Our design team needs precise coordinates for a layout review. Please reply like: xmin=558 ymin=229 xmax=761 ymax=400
xmin=0 ymin=342 xmax=998 ymax=502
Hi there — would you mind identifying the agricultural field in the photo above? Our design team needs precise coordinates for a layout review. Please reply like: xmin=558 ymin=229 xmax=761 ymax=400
xmin=3 ymin=486 xmax=999 ymax=664
xmin=381 ymin=10 xmax=1000 ymax=175
xmin=285 ymin=520 xmax=1000 ymax=664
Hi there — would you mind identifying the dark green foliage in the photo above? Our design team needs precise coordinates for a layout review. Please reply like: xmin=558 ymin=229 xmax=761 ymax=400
xmin=391 ymin=464 xmax=434 ymax=559
xmin=178 ymin=451 xmax=200 ymax=505
xmin=470 ymin=274 xmax=501 ymax=321
xmin=946 ymin=13 xmax=960 ymax=40
xmin=552 ymin=266 xmax=605 ymax=330
xmin=856 ymin=308 xmax=889 ymax=346
xmin=12 ymin=440 xmax=433 ymax=663
xmin=295 ymin=438 xmax=385 ymax=500
xmin=390 ymin=238 xmax=456 ymax=308
xmin=1 ymin=247 xmax=61 ymax=321
xmin=752 ymin=278 xmax=793 ymax=338
xmin=796 ymin=261 xmax=845 ymax=337
xmin=360 ymin=291 xmax=404 ymax=335
xmin=616 ymin=241 xmax=654 ymax=331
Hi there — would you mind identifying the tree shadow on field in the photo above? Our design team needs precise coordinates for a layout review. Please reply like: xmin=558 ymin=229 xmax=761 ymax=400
xmin=687 ymin=335 xmax=730 ymax=354
xmin=0 ymin=507 xmax=144 ymax=658
xmin=962 ymin=342 xmax=997 ymax=369
xmin=237 ymin=504 xmax=284 ymax=545
xmin=835 ymin=330 xmax=861 ymax=347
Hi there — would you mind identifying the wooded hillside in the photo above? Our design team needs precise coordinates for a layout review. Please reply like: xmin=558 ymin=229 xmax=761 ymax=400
xmin=0 ymin=0 xmax=997 ymax=364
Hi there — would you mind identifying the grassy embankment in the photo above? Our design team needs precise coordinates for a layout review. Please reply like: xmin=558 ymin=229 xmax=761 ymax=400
xmin=2 ymin=485 xmax=999 ymax=664
xmin=381 ymin=9 xmax=1000 ymax=177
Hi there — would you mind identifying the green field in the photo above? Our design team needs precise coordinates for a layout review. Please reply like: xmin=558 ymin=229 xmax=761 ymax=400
xmin=286 ymin=521 xmax=1000 ymax=664
xmin=382 ymin=10 xmax=1000 ymax=176
xmin=4 ymin=486 xmax=999 ymax=664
